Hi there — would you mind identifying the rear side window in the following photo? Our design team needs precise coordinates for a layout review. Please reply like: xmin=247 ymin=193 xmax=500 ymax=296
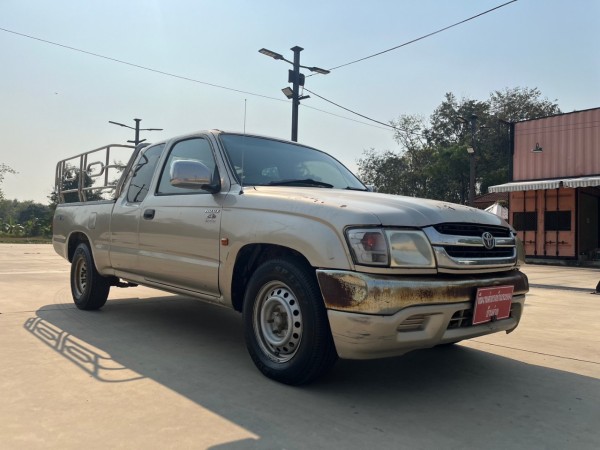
xmin=157 ymin=138 xmax=217 ymax=195
xmin=126 ymin=144 xmax=164 ymax=203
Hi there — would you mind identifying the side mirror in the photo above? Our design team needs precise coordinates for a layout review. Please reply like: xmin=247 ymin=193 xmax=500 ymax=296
xmin=365 ymin=184 xmax=377 ymax=192
xmin=170 ymin=160 xmax=220 ymax=193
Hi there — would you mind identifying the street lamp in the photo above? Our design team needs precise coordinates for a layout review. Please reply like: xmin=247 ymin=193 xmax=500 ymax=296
xmin=108 ymin=118 xmax=163 ymax=147
xmin=259 ymin=46 xmax=329 ymax=142
xmin=281 ymin=87 xmax=294 ymax=99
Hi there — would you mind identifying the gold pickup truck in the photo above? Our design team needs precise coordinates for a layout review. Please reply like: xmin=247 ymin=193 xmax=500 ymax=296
xmin=53 ymin=130 xmax=528 ymax=385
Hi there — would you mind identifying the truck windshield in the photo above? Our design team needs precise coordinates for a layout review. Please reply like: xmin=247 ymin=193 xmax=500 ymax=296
xmin=219 ymin=134 xmax=366 ymax=190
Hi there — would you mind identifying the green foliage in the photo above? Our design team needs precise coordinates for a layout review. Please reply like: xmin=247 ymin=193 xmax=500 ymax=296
xmin=489 ymin=87 xmax=561 ymax=122
xmin=0 ymin=164 xmax=52 ymax=239
xmin=358 ymin=87 xmax=561 ymax=203
xmin=358 ymin=149 xmax=410 ymax=195
xmin=0 ymin=199 xmax=52 ymax=237
xmin=49 ymin=166 xmax=103 ymax=208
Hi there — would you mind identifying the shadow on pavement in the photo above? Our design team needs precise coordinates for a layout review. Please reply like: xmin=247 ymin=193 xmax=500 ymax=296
xmin=24 ymin=316 xmax=145 ymax=382
xmin=25 ymin=296 xmax=600 ymax=450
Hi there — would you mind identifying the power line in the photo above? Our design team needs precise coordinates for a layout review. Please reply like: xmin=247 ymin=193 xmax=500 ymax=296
xmin=303 ymin=88 xmax=425 ymax=137
xmin=1 ymin=0 xmax=519 ymax=132
xmin=277 ymin=0 xmax=518 ymax=137
xmin=0 ymin=26 xmax=398 ymax=135
xmin=0 ymin=26 xmax=287 ymax=103
xmin=311 ymin=0 xmax=518 ymax=75
xmin=304 ymin=88 xmax=394 ymax=129
xmin=302 ymin=103 xmax=393 ymax=132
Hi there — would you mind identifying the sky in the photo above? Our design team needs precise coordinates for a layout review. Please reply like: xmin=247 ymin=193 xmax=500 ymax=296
xmin=1 ymin=0 xmax=599 ymax=204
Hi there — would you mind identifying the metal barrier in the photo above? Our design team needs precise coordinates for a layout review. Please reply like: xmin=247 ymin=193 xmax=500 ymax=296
xmin=55 ymin=144 xmax=136 ymax=203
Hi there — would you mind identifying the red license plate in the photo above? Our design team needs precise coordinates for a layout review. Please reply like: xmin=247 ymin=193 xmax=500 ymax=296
xmin=472 ymin=285 xmax=514 ymax=325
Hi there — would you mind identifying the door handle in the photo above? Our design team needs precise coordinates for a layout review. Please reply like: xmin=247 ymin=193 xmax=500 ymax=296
xmin=143 ymin=209 xmax=155 ymax=220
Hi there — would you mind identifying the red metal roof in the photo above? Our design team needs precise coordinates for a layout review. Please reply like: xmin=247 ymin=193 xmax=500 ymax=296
xmin=512 ymin=108 xmax=600 ymax=181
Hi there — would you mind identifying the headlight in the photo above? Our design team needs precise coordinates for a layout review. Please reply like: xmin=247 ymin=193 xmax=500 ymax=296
xmin=346 ymin=228 xmax=389 ymax=266
xmin=346 ymin=228 xmax=436 ymax=268
xmin=386 ymin=230 xmax=436 ymax=268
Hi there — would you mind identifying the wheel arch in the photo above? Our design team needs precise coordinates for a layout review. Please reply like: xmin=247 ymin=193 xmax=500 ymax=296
xmin=67 ymin=231 xmax=91 ymax=263
xmin=230 ymin=244 xmax=314 ymax=313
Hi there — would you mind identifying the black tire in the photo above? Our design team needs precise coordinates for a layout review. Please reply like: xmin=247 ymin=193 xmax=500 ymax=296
xmin=243 ymin=258 xmax=338 ymax=385
xmin=70 ymin=243 xmax=111 ymax=310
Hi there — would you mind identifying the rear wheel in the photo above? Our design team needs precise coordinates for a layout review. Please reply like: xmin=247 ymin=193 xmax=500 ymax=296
xmin=70 ymin=243 xmax=110 ymax=310
xmin=243 ymin=258 xmax=337 ymax=385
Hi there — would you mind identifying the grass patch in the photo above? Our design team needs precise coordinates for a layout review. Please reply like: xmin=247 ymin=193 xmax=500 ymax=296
xmin=0 ymin=236 xmax=52 ymax=244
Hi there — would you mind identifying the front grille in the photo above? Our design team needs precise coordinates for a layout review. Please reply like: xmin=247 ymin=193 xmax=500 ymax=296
xmin=434 ymin=223 xmax=511 ymax=238
xmin=444 ymin=247 xmax=515 ymax=259
xmin=448 ymin=308 xmax=473 ymax=329
xmin=424 ymin=222 xmax=517 ymax=270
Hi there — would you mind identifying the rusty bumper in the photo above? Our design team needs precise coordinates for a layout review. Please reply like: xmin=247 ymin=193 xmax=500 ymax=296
xmin=316 ymin=269 xmax=529 ymax=360
xmin=316 ymin=269 xmax=528 ymax=315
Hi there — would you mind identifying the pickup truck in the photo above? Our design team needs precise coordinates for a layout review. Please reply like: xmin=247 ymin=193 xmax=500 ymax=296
xmin=53 ymin=130 xmax=529 ymax=385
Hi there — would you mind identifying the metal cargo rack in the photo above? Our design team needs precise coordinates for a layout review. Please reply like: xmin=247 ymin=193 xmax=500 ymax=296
xmin=55 ymin=144 xmax=136 ymax=204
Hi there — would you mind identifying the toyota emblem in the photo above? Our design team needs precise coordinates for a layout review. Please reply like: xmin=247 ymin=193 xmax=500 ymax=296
xmin=482 ymin=232 xmax=495 ymax=250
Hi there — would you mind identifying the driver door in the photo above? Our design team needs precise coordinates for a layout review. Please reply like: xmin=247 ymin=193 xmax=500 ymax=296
xmin=137 ymin=137 xmax=223 ymax=297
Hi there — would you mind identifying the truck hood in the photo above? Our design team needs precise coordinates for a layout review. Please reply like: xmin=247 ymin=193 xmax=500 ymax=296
xmin=249 ymin=186 xmax=507 ymax=228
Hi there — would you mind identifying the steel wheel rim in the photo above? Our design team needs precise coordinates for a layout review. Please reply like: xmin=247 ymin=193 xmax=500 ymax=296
xmin=253 ymin=281 xmax=303 ymax=363
xmin=74 ymin=257 xmax=88 ymax=297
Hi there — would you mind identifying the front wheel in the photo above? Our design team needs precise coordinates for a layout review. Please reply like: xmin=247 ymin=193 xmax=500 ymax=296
xmin=243 ymin=258 xmax=337 ymax=385
xmin=70 ymin=243 xmax=111 ymax=310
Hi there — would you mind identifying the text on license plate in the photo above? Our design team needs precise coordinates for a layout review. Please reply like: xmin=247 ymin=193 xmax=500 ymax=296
xmin=472 ymin=285 xmax=514 ymax=325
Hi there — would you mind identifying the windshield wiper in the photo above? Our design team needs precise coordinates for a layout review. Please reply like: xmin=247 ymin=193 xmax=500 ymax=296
xmin=267 ymin=179 xmax=334 ymax=188
xmin=344 ymin=186 xmax=368 ymax=191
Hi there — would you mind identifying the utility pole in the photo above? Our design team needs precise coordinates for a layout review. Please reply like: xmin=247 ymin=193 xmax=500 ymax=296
xmin=459 ymin=113 xmax=478 ymax=207
xmin=469 ymin=114 xmax=477 ymax=207
xmin=290 ymin=46 xmax=303 ymax=142
xmin=108 ymin=118 xmax=163 ymax=147
xmin=498 ymin=119 xmax=514 ymax=182
xmin=259 ymin=46 xmax=329 ymax=142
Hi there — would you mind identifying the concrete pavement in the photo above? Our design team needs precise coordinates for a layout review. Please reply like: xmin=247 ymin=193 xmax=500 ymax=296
xmin=520 ymin=263 xmax=600 ymax=292
xmin=1 ymin=244 xmax=599 ymax=449
xmin=464 ymin=262 xmax=600 ymax=380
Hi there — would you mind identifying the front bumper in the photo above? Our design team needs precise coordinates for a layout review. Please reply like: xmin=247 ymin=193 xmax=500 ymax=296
xmin=316 ymin=269 xmax=528 ymax=360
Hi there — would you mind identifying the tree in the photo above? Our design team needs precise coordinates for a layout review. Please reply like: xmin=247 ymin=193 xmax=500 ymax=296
xmin=0 ymin=199 xmax=52 ymax=237
xmin=358 ymin=148 xmax=410 ymax=195
xmin=357 ymin=87 xmax=561 ymax=203
xmin=49 ymin=166 xmax=102 ymax=209
xmin=0 ymin=164 xmax=17 ymax=200
xmin=489 ymin=87 xmax=560 ymax=122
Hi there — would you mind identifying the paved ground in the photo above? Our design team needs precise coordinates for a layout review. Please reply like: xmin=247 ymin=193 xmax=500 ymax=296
xmin=1 ymin=244 xmax=599 ymax=449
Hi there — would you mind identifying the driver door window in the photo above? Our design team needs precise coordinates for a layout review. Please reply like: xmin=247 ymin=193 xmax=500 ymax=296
xmin=157 ymin=138 xmax=216 ymax=195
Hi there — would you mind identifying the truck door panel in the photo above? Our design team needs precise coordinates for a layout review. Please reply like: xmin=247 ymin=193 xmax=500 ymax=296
xmin=137 ymin=137 xmax=222 ymax=296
